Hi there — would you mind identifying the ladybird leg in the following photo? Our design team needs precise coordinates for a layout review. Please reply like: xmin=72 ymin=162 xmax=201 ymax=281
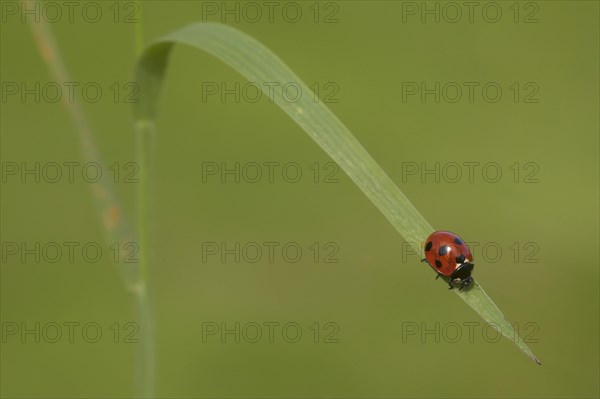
xmin=448 ymin=281 xmax=454 ymax=290
xmin=460 ymin=278 xmax=473 ymax=291
xmin=435 ymin=274 xmax=440 ymax=280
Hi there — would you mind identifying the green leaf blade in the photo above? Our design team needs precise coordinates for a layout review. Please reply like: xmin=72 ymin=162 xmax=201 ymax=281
xmin=133 ymin=21 xmax=541 ymax=366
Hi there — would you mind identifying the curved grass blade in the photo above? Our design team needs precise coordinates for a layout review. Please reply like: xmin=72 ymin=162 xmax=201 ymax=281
xmin=133 ymin=22 xmax=541 ymax=366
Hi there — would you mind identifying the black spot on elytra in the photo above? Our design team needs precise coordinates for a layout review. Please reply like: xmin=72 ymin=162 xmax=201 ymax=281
xmin=435 ymin=260 xmax=442 ymax=268
xmin=454 ymin=237 xmax=463 ymax=245
xmin=438 ymin=246 xmax=449 ymax=256
xmin=455 ymin=254 xmax=466 ymax=264
xmin=425 ymin=241 xmax=433 ymax=251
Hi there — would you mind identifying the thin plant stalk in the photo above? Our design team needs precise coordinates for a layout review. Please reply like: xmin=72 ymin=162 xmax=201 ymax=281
xmin=23 ymin=1 xmax=137 ymax=285
xmin=24 ymin=0 xmax=156 ymax=396
xmin=134 ymin=119 xmax=156 ymax=398
xmin=132 ymin=2 xmax=156 ymax=397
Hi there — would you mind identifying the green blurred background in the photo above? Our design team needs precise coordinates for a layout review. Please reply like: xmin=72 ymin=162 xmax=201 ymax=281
xmin=1 ymin=1 xmax=598 ymax=397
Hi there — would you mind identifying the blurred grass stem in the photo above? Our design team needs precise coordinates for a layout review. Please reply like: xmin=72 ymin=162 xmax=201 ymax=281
xmin=24 ymin=0 xmax=156 ymax=396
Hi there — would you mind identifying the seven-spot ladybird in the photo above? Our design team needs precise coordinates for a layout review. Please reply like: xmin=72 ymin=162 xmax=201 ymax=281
xmin=422 ymin=231 xmax=474 ymax=291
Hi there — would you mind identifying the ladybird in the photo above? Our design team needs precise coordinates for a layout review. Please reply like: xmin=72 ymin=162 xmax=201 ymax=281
xmin=422 ymin=231 xmax=474 ymax=291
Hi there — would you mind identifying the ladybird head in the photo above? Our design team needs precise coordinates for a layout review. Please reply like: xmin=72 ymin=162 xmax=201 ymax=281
xmin=450 ymin=262 xmax=474 ymax=291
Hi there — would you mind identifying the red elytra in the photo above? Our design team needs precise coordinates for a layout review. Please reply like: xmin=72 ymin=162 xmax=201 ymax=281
xmin=423 ymin=231 xmax=475 ymax=291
